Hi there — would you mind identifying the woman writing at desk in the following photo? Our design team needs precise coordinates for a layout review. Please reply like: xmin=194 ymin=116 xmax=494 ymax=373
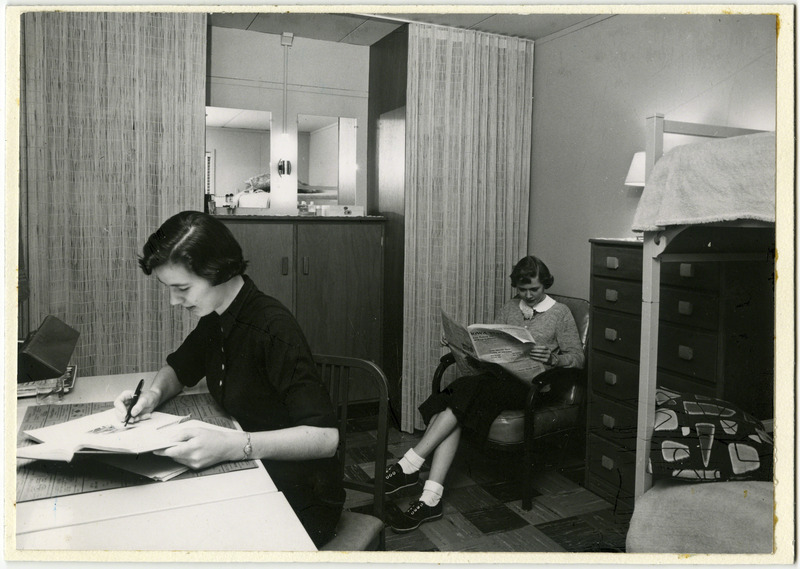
xmin=114 ymin=211 xmax=344 ymax=547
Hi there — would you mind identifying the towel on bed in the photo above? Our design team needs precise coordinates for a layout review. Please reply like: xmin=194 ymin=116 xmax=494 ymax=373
xmin=632 ymin=132 xmax=775 ymax=231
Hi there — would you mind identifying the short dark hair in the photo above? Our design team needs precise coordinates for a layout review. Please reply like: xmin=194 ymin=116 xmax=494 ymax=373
xmin=139 ymin=211 xmax=248 ymax=285
xmin=510 ymin=255 xmax=554 ymax=289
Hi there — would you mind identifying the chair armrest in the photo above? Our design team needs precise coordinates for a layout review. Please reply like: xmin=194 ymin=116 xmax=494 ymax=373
xmin=523 ymin=367 xmax=584 ymax=440
xmin=431 ymin=352 xmax=456 ymax=395
xmin=523 ymin=381 xmax=544 ymax=441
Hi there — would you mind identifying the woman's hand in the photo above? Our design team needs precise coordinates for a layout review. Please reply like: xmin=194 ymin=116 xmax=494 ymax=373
xmin=529 ymin=345 xmax=556 ymax=365
xmin=154 ymin=426 xmax=244 ymax=470
xmin=113 ymin=388 xmax=161 ymax=424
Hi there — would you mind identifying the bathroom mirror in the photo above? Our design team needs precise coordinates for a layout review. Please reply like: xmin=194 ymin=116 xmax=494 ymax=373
xmin=296 ymin=114 xmax=357 ymax=206
xmin=205 ymin=106 xmax=272 ymax=200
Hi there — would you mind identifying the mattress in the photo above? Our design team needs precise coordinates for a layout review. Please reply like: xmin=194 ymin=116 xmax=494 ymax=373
xmin=625 ymin=478 xmax=773 ymax=553
xmin=631 ymin=132 xmax=775 ymax=231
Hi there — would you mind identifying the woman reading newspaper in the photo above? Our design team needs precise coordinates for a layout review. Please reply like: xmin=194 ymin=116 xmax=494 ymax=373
xmin=384 ymin=255 xmax=584 ymax=533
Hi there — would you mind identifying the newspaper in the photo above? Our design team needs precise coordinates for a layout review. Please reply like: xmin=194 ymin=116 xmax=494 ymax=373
xmin=441 ymin=311 xmax=546 ymax=383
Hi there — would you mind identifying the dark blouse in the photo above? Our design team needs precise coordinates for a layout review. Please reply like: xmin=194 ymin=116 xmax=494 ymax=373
xmin=166 ymin=275 xmax=343 ymax=501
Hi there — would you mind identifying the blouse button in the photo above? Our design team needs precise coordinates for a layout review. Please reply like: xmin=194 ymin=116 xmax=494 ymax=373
xmin=219 ymin=379 xmax=223 ymax=387
xmin=221 ymin=363 xmax=225 ymax=370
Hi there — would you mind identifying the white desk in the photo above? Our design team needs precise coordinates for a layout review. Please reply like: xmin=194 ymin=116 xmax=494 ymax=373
xmin=14 ymin=372 xmax=317 ymax=552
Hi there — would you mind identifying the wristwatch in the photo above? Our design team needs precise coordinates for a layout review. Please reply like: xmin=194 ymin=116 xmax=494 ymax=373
xmin=242 ymin=432 xmax=252 ymax=460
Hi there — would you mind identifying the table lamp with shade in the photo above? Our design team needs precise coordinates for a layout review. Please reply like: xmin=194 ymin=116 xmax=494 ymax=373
xmin=624 ymin=151 xmax=646 ymax=187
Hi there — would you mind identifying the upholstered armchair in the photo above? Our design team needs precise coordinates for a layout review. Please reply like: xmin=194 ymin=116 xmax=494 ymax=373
xmin=431 ymin=295 xmax=590 ymax=510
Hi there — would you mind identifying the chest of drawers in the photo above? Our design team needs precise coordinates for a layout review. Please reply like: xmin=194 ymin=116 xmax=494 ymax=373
xmin=585 ymin=238 xmax=774 ymax=513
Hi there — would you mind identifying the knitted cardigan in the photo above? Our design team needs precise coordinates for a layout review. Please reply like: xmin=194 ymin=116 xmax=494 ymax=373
xmin=495 ymin=296 xmax=585 ymax=369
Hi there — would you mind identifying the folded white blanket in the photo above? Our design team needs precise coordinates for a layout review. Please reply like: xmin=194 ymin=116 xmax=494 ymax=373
xmin=632 ymin=132 xmax=775 ymax=231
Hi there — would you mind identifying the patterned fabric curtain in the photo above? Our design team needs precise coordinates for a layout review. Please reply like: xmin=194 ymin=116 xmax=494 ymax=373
xmin=401 ymin=24 xmax=535 ymax=432
xmin=19 ymin=12 xmax=206 ymax=376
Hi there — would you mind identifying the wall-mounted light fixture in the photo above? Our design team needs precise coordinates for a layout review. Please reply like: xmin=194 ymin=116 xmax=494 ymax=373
xmin=624 ymin=151 xmax=646 ymax=187
xmin=277 ymin=159 xmax=292 ymax=177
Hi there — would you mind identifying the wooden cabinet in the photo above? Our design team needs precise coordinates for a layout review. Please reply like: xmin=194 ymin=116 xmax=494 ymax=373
xmin=585 ymin=237 xmax=774 ymax=513
xmin=294 ymin=222 xmax=383 ymax=364
xmin=219 ymin=217 xmax=385 ymax=399
xmin=221 ymin=219 xmax=295 ymax=309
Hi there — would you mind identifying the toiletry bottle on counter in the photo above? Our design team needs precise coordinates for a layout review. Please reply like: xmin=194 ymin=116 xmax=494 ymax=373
xmin=299 ymin=201 xmax=308 ymax=215
xmin=204 ymin=194 xmax=216 ymax=215
xmin=308 ymin=201 xmax=316 ymax=216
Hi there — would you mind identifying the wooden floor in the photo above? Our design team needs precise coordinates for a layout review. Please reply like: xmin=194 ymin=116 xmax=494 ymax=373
xmin=343 ymin=413 xmax=631 ymax=552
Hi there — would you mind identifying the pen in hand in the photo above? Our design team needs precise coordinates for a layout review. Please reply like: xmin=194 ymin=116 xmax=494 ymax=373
xmin=124 ymin=379 xmax=145 ymax=426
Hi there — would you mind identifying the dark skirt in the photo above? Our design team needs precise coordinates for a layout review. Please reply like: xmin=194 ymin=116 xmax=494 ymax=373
xmin=418 ymin=372 xmax=530 ymax=445
xmin=265 ymin=458 xmax=345 ymax=548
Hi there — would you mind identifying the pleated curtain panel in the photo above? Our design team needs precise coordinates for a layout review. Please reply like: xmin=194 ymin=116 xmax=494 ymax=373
xmin=19 ymin=12 xmax=206 ymax=376
xmin=401 ymin=24 xmax=535 ymax=432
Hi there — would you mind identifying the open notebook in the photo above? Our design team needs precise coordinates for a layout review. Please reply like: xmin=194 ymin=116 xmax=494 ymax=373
xmin=17 ymin=409 xmax=240 ymax=480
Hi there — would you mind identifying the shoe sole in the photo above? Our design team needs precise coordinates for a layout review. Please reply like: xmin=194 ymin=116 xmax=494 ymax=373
xmin=390 ymin=511 xmax=443 ymax=533
xmin=385 ymin=480 xmax=419 ymax=495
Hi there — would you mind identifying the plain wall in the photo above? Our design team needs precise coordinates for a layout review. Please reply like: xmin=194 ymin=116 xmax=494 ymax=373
xmin=529 ymin=14 xmax=777 ymax=300
xmin=205 ymin=127 xmax=270 ymax=196
xmin=308 ymin=123 xmax=339 ymax=186
xmin=368 ymin=26 xmax=409 ymax=412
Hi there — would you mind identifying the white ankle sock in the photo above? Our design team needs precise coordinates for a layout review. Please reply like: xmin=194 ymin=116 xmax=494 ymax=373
xmin=419 ymin=480 xmax=444 ymax=507
xmin=397 ymin=448 xmax=425 ymax=474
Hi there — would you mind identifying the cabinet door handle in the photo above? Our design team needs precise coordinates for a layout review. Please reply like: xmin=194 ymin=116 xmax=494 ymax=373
xmin=281 ymin=256 xmax=289 ymax=276
xmin=605 ymin=256 xmax=620 ymax=270
xmin=678 ymin=345 xmax=694 ymax=361
xmin=604 ymin=289 xmax=618 ymax=302
xmin=604 ymin=328 xmax=619 ymax=342
xmin=602 ymin=414 xmax=616 ymax=429
xmin=678 ymin=300 xmax=693 ymax=315
xmin=603 ymin=371 xmax=618 ymax=386
xmin=302 ymin=256 xmax=310 ymax=275
xmin=679 ymin=263 xmax=694 ymax=278
xmin=601 ymin=455 xmax=616 ymax=470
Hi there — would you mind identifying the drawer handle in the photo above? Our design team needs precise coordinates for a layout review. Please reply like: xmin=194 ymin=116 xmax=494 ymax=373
xmin=281 ymin=256 xmax=289 ymax=276
xmin=302 ymin=256 xmax=310 ymax=275
xmin=678 ymin=345 xmax=694 ymax=361
xmin=601 ymin=455 xmax=616 ymax=470
xmin=604 ymin=371 xmax=618 ymax=386
xmin=679 ymin=263 xmax=694 ymax=278
xmin=604 ymin=328 xmax=619 ymax=342
xmin=678 ymin=300 xmax=693 ymax=315
xmin=602 ymin=414 xmax=616 ymax=429
xmin=605 ymin=257 xmax=620 ymax=270
xmin=605 ymin=289 xmax=619 ymax=302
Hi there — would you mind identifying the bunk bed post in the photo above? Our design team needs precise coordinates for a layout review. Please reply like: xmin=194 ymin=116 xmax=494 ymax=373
xmin=635 ymin=113 xmax=665 ymax=500
xmin=636 ymin=227 xmax=683 ymax=500
xmin=645 ymin=114 xmax=664 ymax=181
xmin=635 ymin=235 xmax=660 ymax=499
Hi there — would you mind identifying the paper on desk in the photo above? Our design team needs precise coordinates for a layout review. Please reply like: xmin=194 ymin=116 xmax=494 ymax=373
xmin=90 ymin=420 xmax=245 ymax=481
xmin=17 ymin=409 xmax=191 ymax=462
xmin=94 ymin=453 xmax=190 ymax=482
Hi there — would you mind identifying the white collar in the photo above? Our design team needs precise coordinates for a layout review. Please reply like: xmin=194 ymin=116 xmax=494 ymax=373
xmin=519 ymin=295 xmax=555 ymax=319
xmin=532 ymin=295 xmax=555 ymax=312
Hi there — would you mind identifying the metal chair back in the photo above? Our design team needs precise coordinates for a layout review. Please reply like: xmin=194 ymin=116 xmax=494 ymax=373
xmin=313 ymin=354 xmax=390 ymax=521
